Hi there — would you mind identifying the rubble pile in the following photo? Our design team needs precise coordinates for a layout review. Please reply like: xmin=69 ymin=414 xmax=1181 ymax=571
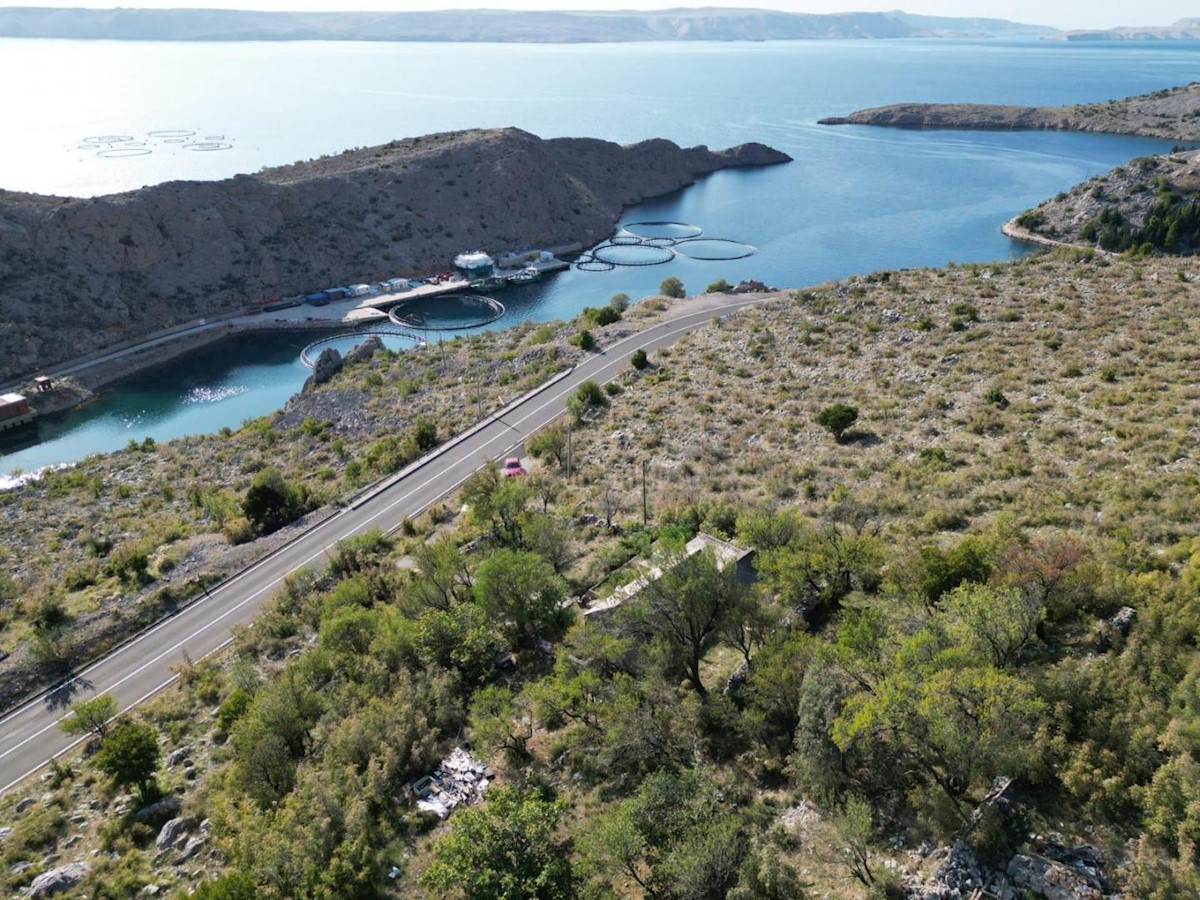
xmin=409 ymin=747 xmax=492 ymax=819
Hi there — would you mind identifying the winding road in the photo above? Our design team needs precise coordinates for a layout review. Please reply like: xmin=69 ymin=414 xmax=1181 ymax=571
xmin=0 ymin=293 xmax=774 ymax=795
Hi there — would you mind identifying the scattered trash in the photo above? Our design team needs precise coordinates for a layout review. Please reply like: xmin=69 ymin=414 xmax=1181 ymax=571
xmin=409 ymin=747 xmax=491 ymax=819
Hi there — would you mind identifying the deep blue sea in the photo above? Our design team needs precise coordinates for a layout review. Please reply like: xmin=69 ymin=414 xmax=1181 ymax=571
xmin=2 ymin=37 xmax=1198 ymax=475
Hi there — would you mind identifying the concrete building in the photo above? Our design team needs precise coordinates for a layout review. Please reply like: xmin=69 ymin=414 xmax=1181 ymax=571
xmin=0 ymin=393 xmax=36 ymax=431
xmin=454 ymin=251 xmax=495 ymax=279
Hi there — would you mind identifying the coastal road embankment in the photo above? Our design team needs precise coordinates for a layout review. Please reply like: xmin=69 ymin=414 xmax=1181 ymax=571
xmin=0 ymin=291 xmax=780 ymax=795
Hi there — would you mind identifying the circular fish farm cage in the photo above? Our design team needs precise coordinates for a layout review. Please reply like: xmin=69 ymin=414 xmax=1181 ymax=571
xmin=573 ymin=254 xmax=617 ymax=272
xmin=96 ymin=148 xmax=153 ymax=158
xmin=590 ymin=243 xmax=676 ymax=267
xmin=389 ymin=294 xmax=505 ymax=331
xmin=620 ymin=221 xmax=704 ymax=241
xmin=299 ymin=327 xmax=426 ymax=369
xmin=184 ymin=142 xmax=233 ymax=152
xmin=673 ymin=238 xmax=758 ymax=261
xmin=147 ymin=130 xmax=196 ymax=139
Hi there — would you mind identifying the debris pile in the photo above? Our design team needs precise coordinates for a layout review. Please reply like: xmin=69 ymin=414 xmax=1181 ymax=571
xmin=409 ymin=747 xmax=491 ymax=819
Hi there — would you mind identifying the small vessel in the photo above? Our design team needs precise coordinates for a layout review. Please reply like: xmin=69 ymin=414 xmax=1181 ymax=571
xmin=507 ymin=266 xmax=542 ymax=285
xmin=470 ymin=276 xmax=507 ymax=292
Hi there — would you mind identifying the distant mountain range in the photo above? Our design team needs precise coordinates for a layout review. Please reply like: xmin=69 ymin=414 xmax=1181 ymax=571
xmin=0 ymin=7 xmax=1058 ymax=43
xmin=1055 ymin=18 xmax=1200 ymax=41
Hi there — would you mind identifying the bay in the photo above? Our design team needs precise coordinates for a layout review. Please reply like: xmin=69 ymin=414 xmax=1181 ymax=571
xmin=2 ymin=37 xmax=1198 ymax=475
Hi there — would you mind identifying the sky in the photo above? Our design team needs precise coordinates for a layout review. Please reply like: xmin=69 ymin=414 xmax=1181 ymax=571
xmin=1 ymin=1 xmax=1196 ymax=32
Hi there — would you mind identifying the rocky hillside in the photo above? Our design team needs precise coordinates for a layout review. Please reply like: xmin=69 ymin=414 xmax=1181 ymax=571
xmin=1056 ymin=17 xmax=1200 ymax=40
xmin=0 ymin=7 xmax=1055 ymax=42
xmin=0 ymin=128 xmax=788 ymax=381
xmin=1011 ymin=149 xmax=1200 ymax=252
xmin=819 ymin=82 xmax=1200 ymax=141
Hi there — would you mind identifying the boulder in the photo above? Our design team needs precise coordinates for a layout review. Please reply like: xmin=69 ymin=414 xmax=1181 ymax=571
xmin=15 ymin=797 xmax=35 ymax=813
xmin=345 ymin=335 xmax=385 ymax=366
xmin=175 ymin=835 xmax=205 ymax=864
xmin=165 ymin=746 xmax=191 ymax=768
xmin=302 ymin=347 xmax=343 ymax=392
xmin=28 ymin=861 xmax=91 ymax=897
xmin=133 ymin=794 xmax=181 ymax=824
xmin=155 ymin=817 xmax=188 ymax=852
xmin=1007 ymin=854 xmax=1103 ymax=900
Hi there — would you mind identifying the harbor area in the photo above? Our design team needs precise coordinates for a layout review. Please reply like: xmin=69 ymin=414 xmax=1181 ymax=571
xmin=247 ymin=247 xmax=575 ymax=328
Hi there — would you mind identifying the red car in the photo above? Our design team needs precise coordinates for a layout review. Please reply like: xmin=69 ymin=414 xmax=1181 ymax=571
xmin=501 ymin=457 xmax=524 ymax=477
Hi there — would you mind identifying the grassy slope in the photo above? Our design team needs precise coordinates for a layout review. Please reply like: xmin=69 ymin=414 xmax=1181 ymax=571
xmin=6 ymin=250 xmax=1200 ymax=896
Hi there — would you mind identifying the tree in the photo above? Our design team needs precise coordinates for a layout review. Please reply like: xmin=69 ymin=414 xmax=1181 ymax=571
xmin=705 ymin=278 xmax=733 ymax=294
xmin=242 ymin=467 xmax=307 ymax=536
xmin=815 ymin=404 xmax=858 ymax=442
xmin=630 ymin=348 xmax=650 ymax=370
xmin=60 ymin=692 xmax=117 ymax=739
xmin=421 ymin=786 xmax=574 ymax=900
xmin=473 ymin=548 xmax=567 ymax=643
xmin=529 ymin=424 xmax=568 ymax=469
xmin=630 ymin=548 xmax=747 ymax=697
xmin=94 ymin=720 xmax=160 ymax=802
xmin=943 ymin=582 xmax=1044 ymax=667
xmin=660 ymin=277 xmax=686 ymax=299
xmin=831 ymin=796 xmax=876 ymax=889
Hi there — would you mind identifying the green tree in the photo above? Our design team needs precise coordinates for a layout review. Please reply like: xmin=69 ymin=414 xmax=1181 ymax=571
xmin=629 ymin=548 xmax=747 ymax=697
xmin=60 ymin=692 xmax=117 ymax=739
xmin=831 ymin=795 xmax=877 ymax=889
xmin=94 ymin=720 xmax=160 ymax=802
xmin=815 ymin=404 xmax=858 ymax=442
xmin=529 ymin=423 xmax=568 ymax=468
xmin=943 ymin=582 xmax=1044 ymax=667
xmin=242 ymin=467 xmax=307 ymax=536
xmin=660 ymin=277 xmax=686 ymax=299
xmin=473 ymin=548 xmax=568 ymax=643
xmin=705 ymin=278 xmax=733 ymax=294
xmin=421 ymin=786 xmax=574 ymax=900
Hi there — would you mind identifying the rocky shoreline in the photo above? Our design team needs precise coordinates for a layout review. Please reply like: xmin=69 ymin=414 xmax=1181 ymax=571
xmin=819 ymin=82 xmax=1200 ymax=141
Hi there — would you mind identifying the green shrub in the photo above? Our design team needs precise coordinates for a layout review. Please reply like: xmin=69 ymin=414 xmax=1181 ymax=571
xmin=660 ymin=277 xmax=686 ymax=299
xmin=815 ymin=404 xmax=859 ymax=441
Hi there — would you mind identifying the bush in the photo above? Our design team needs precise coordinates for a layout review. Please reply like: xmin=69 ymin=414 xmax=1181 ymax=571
xmin=706 ymin=278 xmax=733 ymax=294
xmin=631 ymin=348 xmax=650 ymax=370
xmin=660 ymin=277 xmax=686 ymax=299
xmin=570 ymin=329 xmax=597 ymax=352
xmin=242 ymin=468 xmax=308 ymax=536
xmin=815 ymin=404 xmax=859 ymax=441
xmin=412 ymin=417 xmax=438 ymax=452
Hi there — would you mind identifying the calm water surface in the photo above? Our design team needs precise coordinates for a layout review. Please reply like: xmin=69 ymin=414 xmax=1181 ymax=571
xmin=2 ymin=38 xmax=1198 ymax=474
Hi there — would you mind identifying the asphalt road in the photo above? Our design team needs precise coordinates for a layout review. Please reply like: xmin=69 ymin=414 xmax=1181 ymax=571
xmin=0 ymin=295 xmax=768 ymax=794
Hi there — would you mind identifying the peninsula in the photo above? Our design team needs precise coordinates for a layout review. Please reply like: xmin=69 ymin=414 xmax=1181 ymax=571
xmin=0 ymin=128 xmax=788 ymax=382
xmin=818 ymin=82 xmax=1200 ymax=142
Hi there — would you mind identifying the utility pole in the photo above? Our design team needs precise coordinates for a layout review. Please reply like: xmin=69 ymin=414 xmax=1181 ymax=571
xmin=566 ymin=422 xmax=573 ymax=480
xmin=642 ymin=458 xmax=649 ymax=525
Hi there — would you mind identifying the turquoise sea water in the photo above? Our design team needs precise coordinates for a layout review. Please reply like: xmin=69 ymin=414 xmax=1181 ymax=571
xmin=2 ymin=37 xmax=1198 ymax=474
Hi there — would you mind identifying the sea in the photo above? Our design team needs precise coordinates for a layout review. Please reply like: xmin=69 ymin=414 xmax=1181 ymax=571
xmin=2 ymin=37 xmax=1198 ymax=477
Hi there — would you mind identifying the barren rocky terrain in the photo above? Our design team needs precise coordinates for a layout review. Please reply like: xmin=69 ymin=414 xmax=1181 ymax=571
xmin=0 ymin=128 xmax=788 ymax=381
xmin=819 ymin=81 xmax=1200 ymax=141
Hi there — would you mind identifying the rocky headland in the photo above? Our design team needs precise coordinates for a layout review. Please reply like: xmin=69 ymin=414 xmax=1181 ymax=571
xmin=818 ymin=82 xmax=1200 ymax=141
xmin=0 ymin=127 xmax=789 ymax=382
xmin=1006 ymin=148 xmax=1200 ymax=252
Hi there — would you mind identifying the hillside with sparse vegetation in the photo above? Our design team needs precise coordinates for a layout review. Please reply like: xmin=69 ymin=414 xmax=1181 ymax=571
xmin=5 ymin=250 xmax=1200 ymax=898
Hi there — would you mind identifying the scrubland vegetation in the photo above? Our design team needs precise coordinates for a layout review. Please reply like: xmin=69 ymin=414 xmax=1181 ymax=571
xmin=5 ymin=250 xmax=1200 ymax=897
